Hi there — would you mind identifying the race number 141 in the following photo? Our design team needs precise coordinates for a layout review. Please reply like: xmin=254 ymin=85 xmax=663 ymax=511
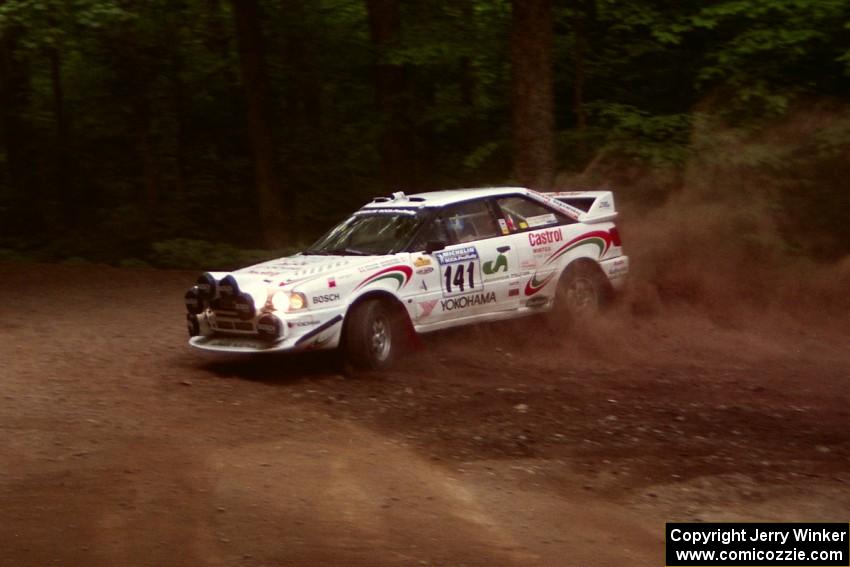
xmin=443 ymin=262 xmax=477 ymax=294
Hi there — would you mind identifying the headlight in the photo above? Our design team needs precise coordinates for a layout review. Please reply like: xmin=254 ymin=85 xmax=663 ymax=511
xmin=289 ymin=292 xmax=306 ymax=311
xmin=268 ymin=291 xmax=307 ymax=312
xmin=270 ymin=291 xmax=289 ymax=311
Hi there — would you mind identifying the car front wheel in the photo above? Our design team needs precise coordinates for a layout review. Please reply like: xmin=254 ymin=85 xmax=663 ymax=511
xmin=344 ymin=299 xmax=400 ymax=370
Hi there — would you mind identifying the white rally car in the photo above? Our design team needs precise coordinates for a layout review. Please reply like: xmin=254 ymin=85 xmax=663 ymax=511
xmin=185 ymin=187 xmax=628 ymax=368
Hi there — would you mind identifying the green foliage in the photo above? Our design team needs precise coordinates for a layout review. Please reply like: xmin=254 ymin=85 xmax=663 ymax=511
xmin=588 ymin=103 xmax=692 ymax=165
xmin=0 ymin=0 xmax=848 ymax=262
xmin=149 ymin=239 xmax=288 ymax=270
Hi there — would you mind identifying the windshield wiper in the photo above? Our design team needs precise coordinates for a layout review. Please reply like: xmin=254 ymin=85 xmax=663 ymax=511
xmin=309 ymin=247 xmax=370 ymax=256
xmin=327 ymin=247 xmax=369 ymax=256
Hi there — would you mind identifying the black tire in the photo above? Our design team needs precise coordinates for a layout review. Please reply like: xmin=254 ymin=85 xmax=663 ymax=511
xmin=344 ymin=299 xmax=401 ymax=370
xmin=553 ymin=261 xmax=611 ymax=318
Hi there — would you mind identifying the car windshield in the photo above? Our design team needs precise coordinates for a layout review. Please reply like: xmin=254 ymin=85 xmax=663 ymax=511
xmin=304 ymin=209 xmax=425 ymax=256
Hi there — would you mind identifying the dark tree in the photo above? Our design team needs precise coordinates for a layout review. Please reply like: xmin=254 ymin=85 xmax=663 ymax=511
xmin=0 ymin=26 xmax=31 ymax=208
xmin=366 ymin=0 xmax=411 ymax=192
xmin=510 ymin=0 xmax=555 ymax=189
xmin=232 ymin=0 xmax=290 ymax=246
xmin=570 ymin=0 xmax=588 ymax=158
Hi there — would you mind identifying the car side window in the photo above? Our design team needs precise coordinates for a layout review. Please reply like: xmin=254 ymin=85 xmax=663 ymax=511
xmin=493 ymin=196 xmax=571 ymax=232
xmin=440 ymin=200 xmax=502 ymax=244
xmin=409 ymin=214 xmax=451 ymax=251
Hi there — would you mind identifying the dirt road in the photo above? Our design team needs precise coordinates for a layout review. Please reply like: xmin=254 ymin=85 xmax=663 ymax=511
xmin=1 ymin=263 xmax=848 ymax=566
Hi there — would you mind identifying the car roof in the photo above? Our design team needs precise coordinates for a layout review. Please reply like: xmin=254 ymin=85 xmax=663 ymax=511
xmin=360 ymin=186 xmax=531 ymax=210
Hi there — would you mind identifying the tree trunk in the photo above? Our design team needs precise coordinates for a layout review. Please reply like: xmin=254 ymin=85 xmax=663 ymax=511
xmin=232 ymin=0 xmax=290 ymax=246
xmin=0 ymin=28 xmax=30 ymax=204
xmin=48 ymin=46 xmax=79 ymax=227
xmin=510 ymin=0 xmax=556 ymax=189
xmin=572 ymin=2 xmax=588 ymax=159
xmin=366 ymin=0 xmax=411 ymax=192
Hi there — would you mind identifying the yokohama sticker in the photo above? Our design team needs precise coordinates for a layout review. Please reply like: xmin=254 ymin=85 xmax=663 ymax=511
xmin=440 ymin=291 xmax=496 ymax=311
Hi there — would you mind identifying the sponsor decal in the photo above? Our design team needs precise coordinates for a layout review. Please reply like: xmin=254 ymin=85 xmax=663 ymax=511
xmin=435 ymin=246 xmax=478 ymax=264
xmin=416 ymin=266 xmax=434 ymax=275
xmin=420 ymin=280 xmax=428 ymax=291
xmin=608 ymin=261 xmax=628 ymax=277
xmin=525 ymin=213 xmax=557 ymax=228
xmin=312 ymin=333 xmax=333 ymax=347
xmin=354 ymin=208 xmax=418 ymax=216
xmin=498 ymin=218 xmax=509 ymax=235
xmin=354 ymin=265 xmax=413 ymax=291
xmin=527 ymin=228 xmax=563 ymax=247
xmin=288 ymin=319 xmax=321 ymax=328
xmin=328 ymin=277 xmax=337 ymax=288
xmin=520 ymin=259 xmax=537 ymax=271
xmin=483 ymin=251 xmax=509 ymax=275
xmin=524 ymin=272 xmax=555 ymax=296
xmin=526 ymin=296 xmax=548 ymax=308
xmin=413 ymin=256 xmax=432 ymax=268
xmin=440 ymin=291 xmax=496 ymax=312
xmin=257 ymin=321 xmax=278 ymax=333
xmin=358 ymin=262 xmax=381 ymax=273
xmin=529 ymin=190 xmax=582 ymax=219
xmin=312 ymin=293 xmax=340 ymax=304
xmin=508 ymin=288 xmax=520 ymax=297
xmin=417 ymin=299 xmax=439 ymax=319
xmin=598 ymin=200 xmax=611 ymax=209
xmin=205 ymin=338 xmax=272 ymax=349
xmin=294 ymin=315 xmax=343 ymax=346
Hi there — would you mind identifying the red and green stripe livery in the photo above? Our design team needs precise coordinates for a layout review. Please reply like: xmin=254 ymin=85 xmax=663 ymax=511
xmin=525 ymin=231 xmax=615 ymax=296
xmin=355 ymin=265 xmax=413 ymax=291
xmin=524 ymin=272 xmax=555 ymax=296
xmin=544 ymin=230 xmax=613 ymax=266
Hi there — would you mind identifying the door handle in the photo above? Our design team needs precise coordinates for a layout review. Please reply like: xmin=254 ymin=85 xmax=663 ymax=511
xmin=497 ymin=246 xmax=511 ymax=253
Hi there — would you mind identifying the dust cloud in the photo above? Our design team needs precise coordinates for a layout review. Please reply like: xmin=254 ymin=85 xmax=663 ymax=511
xmin=461 ymin=109 xmax=850 ymax=369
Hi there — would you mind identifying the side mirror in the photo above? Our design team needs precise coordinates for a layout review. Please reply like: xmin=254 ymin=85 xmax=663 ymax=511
xmin=425 ymin=240 xmax=446 ymax=254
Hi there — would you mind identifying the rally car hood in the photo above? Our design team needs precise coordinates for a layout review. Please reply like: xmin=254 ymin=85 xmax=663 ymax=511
xmin=232 ymin=253 xmax=396 ymax=290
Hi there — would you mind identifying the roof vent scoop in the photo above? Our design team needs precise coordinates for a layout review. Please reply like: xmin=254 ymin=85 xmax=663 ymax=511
xmin=391 ymin=191 xmax=406 ymax=200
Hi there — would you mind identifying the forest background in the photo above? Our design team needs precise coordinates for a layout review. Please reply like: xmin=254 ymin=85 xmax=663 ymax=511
xmin=1 ymin=0 xmax=848 ymax=269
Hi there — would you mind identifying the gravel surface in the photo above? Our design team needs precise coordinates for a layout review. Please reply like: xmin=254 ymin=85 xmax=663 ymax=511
xmin=1 ymin=263 xmax=848 ymax=566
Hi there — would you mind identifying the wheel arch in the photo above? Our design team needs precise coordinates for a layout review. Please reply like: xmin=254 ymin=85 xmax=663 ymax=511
xmin=342 ymin=290 xmax=414 ymax=340
xmin=557 ymin=256 xmax=614 ymax=298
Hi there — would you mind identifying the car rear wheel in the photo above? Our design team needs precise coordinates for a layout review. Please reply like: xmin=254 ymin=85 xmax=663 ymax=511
xmin=344 ymin=299 xmax=400 ymax=370
xmin=554 ymin=261 xmax=610 ymax=317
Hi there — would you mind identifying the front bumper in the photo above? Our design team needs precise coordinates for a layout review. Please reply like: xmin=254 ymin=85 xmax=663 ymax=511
xmin=188 ymin=313 xmax=344 ymax=353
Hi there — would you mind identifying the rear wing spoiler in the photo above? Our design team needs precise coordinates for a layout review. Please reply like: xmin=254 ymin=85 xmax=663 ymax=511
xmin=544 ymin=190 xmax=617 ymax=224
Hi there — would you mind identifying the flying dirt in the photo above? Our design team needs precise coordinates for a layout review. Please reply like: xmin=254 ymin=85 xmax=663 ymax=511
xmin=1 ymin=190 xmax=848 ymax=565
